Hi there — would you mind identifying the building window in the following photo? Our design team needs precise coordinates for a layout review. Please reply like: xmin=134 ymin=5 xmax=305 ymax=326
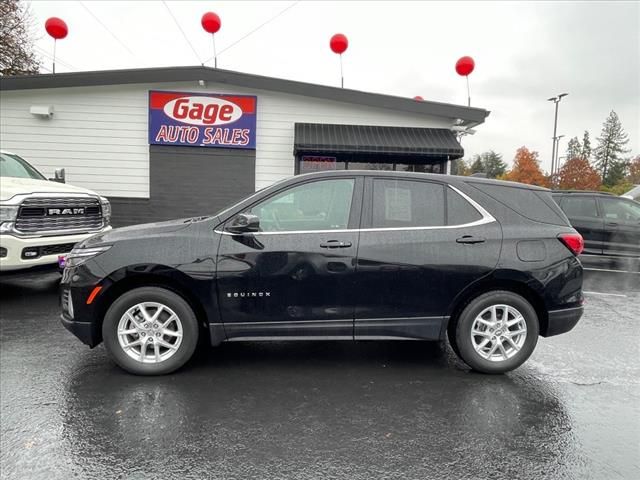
xmin=297 ymin=154 xmax=446 ymax=175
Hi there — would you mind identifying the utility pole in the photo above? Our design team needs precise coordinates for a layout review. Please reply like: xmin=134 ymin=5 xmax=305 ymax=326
xmin=547 ymin=93 xmax=568 ymax=176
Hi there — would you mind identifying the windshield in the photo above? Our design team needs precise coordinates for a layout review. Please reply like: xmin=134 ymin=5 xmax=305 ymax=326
xmin=0 ymin=153 xmax=46 ymax=180
xmin=624 ymin=185 xmax=640 ymax=200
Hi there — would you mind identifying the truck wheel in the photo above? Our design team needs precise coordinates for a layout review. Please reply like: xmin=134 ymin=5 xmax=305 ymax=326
xmin=454 ymin=291 xmax=539 ymax=374
xmin=102 ymin=287 xmax=199 ymax=375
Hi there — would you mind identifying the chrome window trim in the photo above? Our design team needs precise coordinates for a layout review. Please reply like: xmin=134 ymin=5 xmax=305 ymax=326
xmin=216 ymin=184 xmax=496 ymax=236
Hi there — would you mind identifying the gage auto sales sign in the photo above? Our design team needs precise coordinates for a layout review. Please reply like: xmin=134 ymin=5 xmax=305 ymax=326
xmin=148 ymin=91 xmax=257 ymax=149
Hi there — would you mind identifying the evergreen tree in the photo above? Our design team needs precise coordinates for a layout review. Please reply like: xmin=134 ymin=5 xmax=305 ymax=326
xmin=451 ymin=159 xmax=470 ymax=176
xmin=467 ymin=151 xmax=507 ymax=178
xmin=581 ymin=131 xmax=592 ymax=160
xmin=565 ymin=137 xmax=582 ymax=160
xmin=480 ymin=151 xmax=507 ymax=178
xmin=606 ymin=159 xmax=629 ymax=187
xmin=469 ymin=156 xmax=485 ymax=174
xmin=594 ymin=111 xmax=630 ymax=186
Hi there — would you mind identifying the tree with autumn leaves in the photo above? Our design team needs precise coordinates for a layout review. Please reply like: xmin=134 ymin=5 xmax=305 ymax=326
xmin=556 ymin=156 xmax=601 ymax=190
xmin=501 ymin=147 xmax=549 ymax=187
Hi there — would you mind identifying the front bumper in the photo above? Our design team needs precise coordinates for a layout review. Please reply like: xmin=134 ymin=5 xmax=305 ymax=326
xmin=61 ymin=313 xmax=97 ymax=347
xmin=544 ymin=306 xmax=584 ymax=337
xmin=0 ymin=227 xmax=111 ymax=272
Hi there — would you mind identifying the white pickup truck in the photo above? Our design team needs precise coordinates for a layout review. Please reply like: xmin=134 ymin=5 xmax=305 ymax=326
xmin=0 ymin=151 xmax=112 ymax=273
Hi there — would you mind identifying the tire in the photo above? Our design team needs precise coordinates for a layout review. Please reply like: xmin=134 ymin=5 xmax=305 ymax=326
xmin=453 ymin=291 xmax=539 ymax=374
xmin=102 ymin=287 xmax=199 ymax=375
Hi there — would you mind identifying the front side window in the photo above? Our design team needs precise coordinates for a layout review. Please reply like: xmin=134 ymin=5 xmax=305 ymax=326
xmin=561 ymin=196 xmax=599 ymax=219
xmin=250 ymin=179 xmax=355 ymax=232
xmin=372 ymin=179 xmax=445 ymax=228
xmin=0 ymin=153 xmax=45 ymax=180
xmin=600 ymin=198 xmax=640 ymax=223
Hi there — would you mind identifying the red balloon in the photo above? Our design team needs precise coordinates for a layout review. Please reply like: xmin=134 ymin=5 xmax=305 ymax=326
xmin=45 ymin=17 xmax=68 ymax=40
xmin=413 ymin=96 xmax=424 ymax=101
xmin=330 ymin=33 xmax=348 ymax=54
xmin=201 ymin=12 xmax=221 ymax=34
xmin=455 ymin=56 xmax=475 ymax=76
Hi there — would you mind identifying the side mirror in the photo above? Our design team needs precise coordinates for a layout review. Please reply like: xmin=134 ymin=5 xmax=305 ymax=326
xmin=50 ymin=168 xmax=66 ymax=183
xmin=226 ymin=213 xmax=260 ymax=234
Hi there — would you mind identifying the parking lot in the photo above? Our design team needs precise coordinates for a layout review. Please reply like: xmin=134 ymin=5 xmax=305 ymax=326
xmin=1 ymin=264 xmax=638 ymax=480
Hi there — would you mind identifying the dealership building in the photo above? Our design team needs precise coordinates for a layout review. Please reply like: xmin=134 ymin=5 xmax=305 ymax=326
xmin=0 ymin=66 xmax=489 ymax=226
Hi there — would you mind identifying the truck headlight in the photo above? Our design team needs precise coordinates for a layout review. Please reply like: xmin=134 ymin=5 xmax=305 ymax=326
xmin=100 ymin=197 xmax=111 ymax=226
xmin=0 ymin=205 xmax=18 ymax=223
xmin=0 ymin=205 xmax=18 ymax=232
xmin=65 ymin=245 xmax=112 ymax=268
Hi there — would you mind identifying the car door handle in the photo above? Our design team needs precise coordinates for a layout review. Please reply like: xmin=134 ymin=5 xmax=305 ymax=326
xmin=320 ymin=240 xmax=352 ymax=248
xmin=456 ymin=235 xmax=486 ymax=244
xmin=606 ymin=222 xmax=618 ymax=227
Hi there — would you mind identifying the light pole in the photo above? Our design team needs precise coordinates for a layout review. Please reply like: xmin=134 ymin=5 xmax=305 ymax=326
xmin=547 ymin=93 xmax=568 ymax=176
xmin=555 ymin=135 xmax=565 ymax=174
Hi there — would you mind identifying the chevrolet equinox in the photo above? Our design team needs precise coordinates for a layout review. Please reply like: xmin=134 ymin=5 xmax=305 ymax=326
xmin=60 ymin=171 xmax=585 ymax=375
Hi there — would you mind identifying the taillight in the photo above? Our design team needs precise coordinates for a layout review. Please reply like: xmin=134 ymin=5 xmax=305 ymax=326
xmin=558 ymin=232 xmax=584 ymax=256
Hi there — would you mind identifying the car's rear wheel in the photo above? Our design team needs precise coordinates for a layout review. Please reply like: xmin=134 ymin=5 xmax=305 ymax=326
xmin=102 ymin=287 xmax=199 ymax=375
xmin=453 ymin=291 xmax=539 ymax=374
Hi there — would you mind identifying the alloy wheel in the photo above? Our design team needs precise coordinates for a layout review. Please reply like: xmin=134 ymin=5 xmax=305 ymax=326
xmin=117 ymin=302 xmax=183 ymax=364
xmin=470 ymin=304 xmax=527 ymax=362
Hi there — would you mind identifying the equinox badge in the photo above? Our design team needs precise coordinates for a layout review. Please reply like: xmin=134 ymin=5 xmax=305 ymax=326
xmin=226 ymin=291 xmax=271 ymax=298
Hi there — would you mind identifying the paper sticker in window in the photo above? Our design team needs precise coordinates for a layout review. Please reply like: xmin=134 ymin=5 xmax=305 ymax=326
xmin=385 ymin=187 xmax=412 ymax=222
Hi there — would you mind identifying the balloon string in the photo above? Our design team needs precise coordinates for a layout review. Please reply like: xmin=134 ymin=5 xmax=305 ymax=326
xmin=466 ymin=75 xmax=470 ymax=106
xmin=213 ymin=34 xmax=217 ymax=68
xmin=340 ymin=54 xmax=344 ymax=88
xmin=53 ymin=39 xmax=56 ymax=74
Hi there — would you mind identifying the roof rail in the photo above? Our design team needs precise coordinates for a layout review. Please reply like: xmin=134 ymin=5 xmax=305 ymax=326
xmin=551 ymin=190 xmax=615 ymax=196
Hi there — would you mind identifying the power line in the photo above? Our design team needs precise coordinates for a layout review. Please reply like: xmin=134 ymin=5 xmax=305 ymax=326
xmin=33 ymin=44 xmax=79 ymax=71
xmin=161 ymin=0 xmax=202 ymax=64
xmin=204 ymin=1 xmax=299 ymax=64
xmin=78 ymin=1 xmax=137 ymax=58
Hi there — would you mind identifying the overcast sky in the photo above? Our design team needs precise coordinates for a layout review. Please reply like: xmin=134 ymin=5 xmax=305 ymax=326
xmin=26 ymin=1 xmax=639 ymax=171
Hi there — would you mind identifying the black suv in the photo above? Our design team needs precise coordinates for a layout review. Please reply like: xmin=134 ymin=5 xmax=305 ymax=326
xmin=60 ymin=171 xmax=584 ymax=375
xmin=552 ymin=191 xmax=640 ymax=257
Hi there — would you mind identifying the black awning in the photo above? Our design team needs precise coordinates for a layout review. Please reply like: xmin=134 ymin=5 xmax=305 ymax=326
xmin=294 ymin=123 xmax=464 ymax=158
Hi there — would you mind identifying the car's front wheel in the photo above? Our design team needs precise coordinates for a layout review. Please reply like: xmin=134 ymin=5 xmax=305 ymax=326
xmin=453 ymin=291 xmax=539 ymax=374
xmin=102 ymin=287 xmax=199 ymax=375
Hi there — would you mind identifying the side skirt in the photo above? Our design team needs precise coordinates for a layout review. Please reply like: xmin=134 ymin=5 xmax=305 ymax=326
xmin=208 ymin=316 xmax=449 ymax=345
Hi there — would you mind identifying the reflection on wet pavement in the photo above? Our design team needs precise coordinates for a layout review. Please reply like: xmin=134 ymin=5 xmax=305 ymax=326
xmin=1 ymin=272 xmax=639 ymax=479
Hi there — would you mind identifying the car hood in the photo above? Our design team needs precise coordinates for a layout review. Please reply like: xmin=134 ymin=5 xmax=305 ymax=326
xmin=82 ymin=216 xmax=218 ymax=246
xmin=0 ymin=177 xmax=100 ymax=201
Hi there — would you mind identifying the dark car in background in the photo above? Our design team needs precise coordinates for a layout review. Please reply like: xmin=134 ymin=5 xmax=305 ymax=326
xmin=552 ymin=191 xmax=640 ymax=257
xmin=60 ymin=171 xmax=584 ymax=376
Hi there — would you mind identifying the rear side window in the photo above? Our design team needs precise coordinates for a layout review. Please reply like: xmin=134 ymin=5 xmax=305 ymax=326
xmin=372 ymin=179 xmax=445 ymax=228
xmin=447 ymin=188 xmax=483 ymax=225
xmin=560 ymin=196 xmax=599 ymax=218
xmin=470 ymin=182 xmax=569 ymax=225
xmin=600 ymin=197 xmax=640 ymax=222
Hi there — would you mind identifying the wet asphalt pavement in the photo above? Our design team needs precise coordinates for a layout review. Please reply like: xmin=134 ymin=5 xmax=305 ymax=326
xmin=1 ymin=266 xmax=639 ymax=479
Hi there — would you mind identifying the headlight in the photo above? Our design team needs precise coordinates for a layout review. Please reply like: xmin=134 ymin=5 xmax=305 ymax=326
xmin=0 ymin=205 xmax=19 ymax=223
xmin=65 ymin=245 xmax=112 ymax=268
xmin=100 ymin=197 xmax=111 ymax=226
xmin=0 ymin=205 xmax=18 ymax=233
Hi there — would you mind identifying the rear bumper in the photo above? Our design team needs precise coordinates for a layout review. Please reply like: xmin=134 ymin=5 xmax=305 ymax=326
xmin=544 ymin=306 xmax=584 ymax=337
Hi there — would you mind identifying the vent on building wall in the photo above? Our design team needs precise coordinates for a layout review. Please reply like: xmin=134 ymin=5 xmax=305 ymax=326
xmin=30 ymin=105 xmax=54 ymax=118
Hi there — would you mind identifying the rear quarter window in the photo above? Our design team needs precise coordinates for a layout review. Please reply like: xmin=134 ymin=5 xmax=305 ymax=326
xmin=469 ymin=182 xmax=569 ymax=226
